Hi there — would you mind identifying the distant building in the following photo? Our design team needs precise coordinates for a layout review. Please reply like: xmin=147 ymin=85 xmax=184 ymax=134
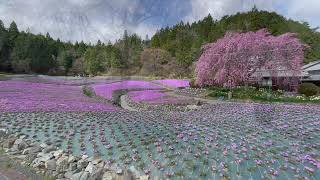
xmin=250 ymin=68 xmax=307 ymax=91
xmin=302 ymin=61 xmax=320 ymax=86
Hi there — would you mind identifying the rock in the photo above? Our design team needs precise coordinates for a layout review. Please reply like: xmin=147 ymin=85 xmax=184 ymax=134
xmin=116 ymin=168 xmax=123 ymax=175
xmin=39 ymin=153 xmax=54 ymax=162
xmin=40 ymin=142 xmax=48 ymax=148
xmin=111 ymin=166 xmax=123 ymax=175
xmin=32 ymin=158 xmax=45 ymax=168
xmin=68 ymin=155 xmax=78 ymax=163
xmin=129 ymin=166 xmax=140 ymax=177
xmin=81 ymin=154 xmax=88 ymax=160
xmin=13 ymin=155 xmax=26 ymax=160
xmin=0 ymin=128 xmax=8 ymax=139
xmin=71 ymin=171 xmax=90 ymax=180
xmin=42 ymin=145 xmax=56 ymax=153
xmin=69 ymin=162 xmax=77 ymax=171
xmin=25 ymin=153 xmax=37 ymax=163
xmin=71 ymin=171 xmax=83 ymax=180
xmin=85 ymin=162 xmax=97 ymax=174
xmin=53 ymin=149 xmax=64 ymax=158
xmin=65 ymin=170 xmax=80 ymax=179
xmin=102 ymin=172 xmax=117 ymax=180
xmin=56 ymin=155 xmax=69 ymax=172
xmin=6 ymin=151 xmax=20 ymax=155
xmin=80 ymin=172 xmax=90 ymax=180
xmin=89 ymin=168 xmax=104 ymax=180
xmin=186 ymin=105 xmax=200 ymax=110
xmin=22 ymin=145 xmax=42 ymax=155
xmin=123 ymin=169 xmax=134 ymax=180
xmin=45 ymin=159 xmax=57 ymax=170
xmin=77 ymin=159 xmax=89 ymax=170
xmin=96 ymin=161 xmax=105 ymax=169
xmin=2 ymin=137 xmax=17 ymax=148
xmin=139 ymin=175 xmax=149 ymax=180
xmin=12 ymin=138 xmax=28 ymax=150
xmin=92 ymin=158 xmax=102 ymax=165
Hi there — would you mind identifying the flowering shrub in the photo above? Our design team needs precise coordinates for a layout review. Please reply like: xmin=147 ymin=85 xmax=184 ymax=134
xmin=92 ymin=81 xmax=161 ymax=100
xmin=152 ymin=79 xmax=190 ymax=88
xmin=196 ymin=29 xmax=306 ymax=87
xmin=0 ymin=81 xmax=119 ymax=112
xmin=128 ymin=90 xmax=191 ymax=105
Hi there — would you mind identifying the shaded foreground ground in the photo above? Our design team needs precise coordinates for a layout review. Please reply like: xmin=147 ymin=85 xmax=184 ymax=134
xmin=1 ymin=103 xmax=319 ymax=179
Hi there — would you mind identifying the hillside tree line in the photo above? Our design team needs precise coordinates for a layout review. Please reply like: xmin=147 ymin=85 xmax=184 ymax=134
xmin=1 ymin=8 xmax=320 ymax=77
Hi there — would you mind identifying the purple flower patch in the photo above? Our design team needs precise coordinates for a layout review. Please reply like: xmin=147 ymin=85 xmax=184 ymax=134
xmin=92 ymin=81 xmax=161 ymax=100
xmin=128 ymin=90 xmax=192 ymax=105
xmin=152 ymin=79 xmax=190 ymax=88
xmin=0 ymin=81 xmax=119 ymax=113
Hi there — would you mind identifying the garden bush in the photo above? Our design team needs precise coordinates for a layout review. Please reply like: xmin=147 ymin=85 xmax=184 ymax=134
xmin=298 ymin=83 xmax=319 ymax=97
xmin=82 ymin=86 xmax=94 ymax=97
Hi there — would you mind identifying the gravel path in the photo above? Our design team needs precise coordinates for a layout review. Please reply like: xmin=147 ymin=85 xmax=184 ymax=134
xmin=120 ymin=95 xmax=138 ymax=111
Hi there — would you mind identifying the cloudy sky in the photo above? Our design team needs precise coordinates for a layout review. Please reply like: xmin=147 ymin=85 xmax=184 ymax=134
xmin=0 ymin=0 xmax=319 ymax=43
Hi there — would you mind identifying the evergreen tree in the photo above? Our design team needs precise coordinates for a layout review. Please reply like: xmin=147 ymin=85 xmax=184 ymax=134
xmin=8 ymin=21 xmax=19 ymax=46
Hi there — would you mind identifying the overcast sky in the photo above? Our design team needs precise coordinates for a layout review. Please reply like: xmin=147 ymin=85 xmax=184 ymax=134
xmin=0 ymin=0 xmax=319 ymax=43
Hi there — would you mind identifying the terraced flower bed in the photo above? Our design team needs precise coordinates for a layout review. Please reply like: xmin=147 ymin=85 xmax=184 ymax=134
xmin=10 ymin=75 xmax=120 ymax=86
xmin=91 ymin=81 xmax=162 ymax=101
xmin=1 ymin=103 xmax=319 ymax=179
xmin=0 ymin=81 xmax=119 ymax=113
xmin=152 ymin=79 xmax=190 ymax=88
xmin=128 ymin=90 xmax=193 ymax=105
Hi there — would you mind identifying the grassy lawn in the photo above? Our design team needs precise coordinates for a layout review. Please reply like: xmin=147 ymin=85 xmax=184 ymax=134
xmin=0 ymin=74 xmax=7 ymax=81
xmin=208 ymin=86 xmax=320 ymax=104
xmin=0 ymin=72 xmax=12 ymax=81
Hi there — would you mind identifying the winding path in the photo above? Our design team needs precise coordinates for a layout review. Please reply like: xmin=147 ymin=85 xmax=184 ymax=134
xmin=120 ymin=95 xmax=138 ymax=111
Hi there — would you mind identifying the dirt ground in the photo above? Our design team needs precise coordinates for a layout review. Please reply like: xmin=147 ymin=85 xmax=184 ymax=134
xmin=0 ymin=155 xmax=31 ymax=180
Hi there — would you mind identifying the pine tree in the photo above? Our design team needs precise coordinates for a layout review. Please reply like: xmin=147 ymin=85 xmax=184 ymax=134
xmin=8 ymin=21 xmax=19 ymax=46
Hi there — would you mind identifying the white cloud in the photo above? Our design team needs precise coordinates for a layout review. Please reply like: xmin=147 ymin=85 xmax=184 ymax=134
xmin=286 ymin=0 xmax=320 ymax=28
xmin=185 ymin=0 xmax=320 ymax=30
xmin=185 ymin=0 xmax=281 ymax=22
xmin=0 ymin=0 xmax=319 ymax=43
xmin=0 ymin=0 xmax=161 ymax=43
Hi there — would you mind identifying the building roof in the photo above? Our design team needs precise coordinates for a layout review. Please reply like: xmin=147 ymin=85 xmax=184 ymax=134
xmin=303 ymin=61 xmax=320 ymax=71
xmin=303 ymin=75 xmax=320 ymax=81
xmin=252 ymin=70 xmax=308 ymax=78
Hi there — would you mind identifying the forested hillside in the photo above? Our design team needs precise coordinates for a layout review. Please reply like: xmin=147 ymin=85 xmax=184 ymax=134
xmin=151 ymin=7 xmax=320 ymax=65
xmin=1 ymin=8 xmax=320 ymax=77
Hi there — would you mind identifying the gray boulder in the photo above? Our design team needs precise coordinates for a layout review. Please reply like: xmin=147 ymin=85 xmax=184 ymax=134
xmin=56 ymin=155 xmax=69 ymax=172
xmin=12 ymin=138 xmax=28 ymax=151
xmin=2 ymin=137 xmax=17 ymax=148
xmin=22 ymin=145 xmax=42 ymax=155
xmin=71 ymin=171 xmax=90 ymax=180
xmin=45 ymin=159 xmax=57 ymax=170
xmin=85 ymin=162 xmax=97 ymax=174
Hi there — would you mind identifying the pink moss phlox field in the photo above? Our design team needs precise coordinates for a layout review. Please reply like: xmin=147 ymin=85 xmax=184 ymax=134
xmin=128 ymin=90 xmax=191 ymax=105
xmin=152 ymin=79 xmax=190 ymax=88
xmin=0 ymin=81 xmax=119 ymax=113
xmin=92 ymin=81 xmax=161 ymax=100
xmin=128 ymin=90 xmax=165 ymax=102
xmin=196 ymin=29 xmax=307 ymax=87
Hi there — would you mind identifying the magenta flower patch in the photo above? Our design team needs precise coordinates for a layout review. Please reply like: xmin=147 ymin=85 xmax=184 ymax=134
xmin=128 ymin=90 xmax=192 ymax=105
xmin=152 ymin=79 xmax=190 ymax=88
xmin=0 ymin=81 xmax=119 ymax=113
xmin=92 ymin=81 xmax=161 ymax=100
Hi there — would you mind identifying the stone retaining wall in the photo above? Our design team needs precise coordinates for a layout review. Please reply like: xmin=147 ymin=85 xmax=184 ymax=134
xmin=0 ymin=129 xmax=148 ymax=180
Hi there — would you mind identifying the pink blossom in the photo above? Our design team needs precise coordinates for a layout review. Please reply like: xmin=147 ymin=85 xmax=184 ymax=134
xmin=195 ymin=29 xmax=307 ymax=87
